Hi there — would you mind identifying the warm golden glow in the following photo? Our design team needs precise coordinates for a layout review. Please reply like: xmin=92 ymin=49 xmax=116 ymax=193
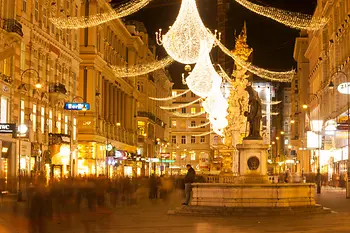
xmin=35 ymin=83 xmax=42 ymax=89
xmin=280 ymin=131 xmax=285 ymax=135
xmin=276 ymin=136 xmax=279 ymax=140
xmin=291 ymin=119 xmax=295 ymax=124
xmin=302 ymin=104 xmax=308 ymax=109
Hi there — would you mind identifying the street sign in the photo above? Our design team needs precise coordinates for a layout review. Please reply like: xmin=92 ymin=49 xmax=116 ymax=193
xmin=0 ymin=123 xmax=16 ymax=134
xmin=64 ymin=102 xmax=90 ymax=111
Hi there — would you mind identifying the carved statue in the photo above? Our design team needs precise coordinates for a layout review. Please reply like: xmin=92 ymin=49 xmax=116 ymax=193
xmin=244 ymin=85 xmax=262 ymax=140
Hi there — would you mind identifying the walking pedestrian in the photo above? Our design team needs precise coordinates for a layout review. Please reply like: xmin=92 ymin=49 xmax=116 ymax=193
xmin=182 ymin=164 xmax=195 ymax=205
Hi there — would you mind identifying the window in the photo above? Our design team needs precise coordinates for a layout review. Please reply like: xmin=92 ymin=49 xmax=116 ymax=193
xmin=48 ymin=110 xmax=53 ymax=133
xmin=137 ymin=121 xmax=146 ymax=135
xmin=75 ymin=5 xmax=78 ymax=16
xmin=73 ymin=118 xmax=77 ymax=140
xmin=201 ymin=121 xmax=205 ymax=128
xmin=66 ymin=0 xmax=70 ymax=10
xmin=172 ymin=91 xmax=177 ymax=97
xmin=171 ymin=120 xmax=176 ymax=128
xmin=43 ymin=8 xmax=47 ymax=27
xmin=0 ymin=97 xmax=8 ymax=123
xmin=191 ymin=136 xmax=195 ymax=143
xmin=190 ymin=152 xmax=196 ymax=161
xmin=171 ymin=135 xmax=176 ymax=144
xmin=66 ymin=30 xmax=70 ymax=42
xmin=41 ymin=107 xmax=45 ymax=133
xmin=200 ymin=136 xmax=205 ymax=143
xmin=51 ymin=23 xmax=55 ymax=34
xmin=181 ymin=136 xmax=186 ymax=144
xmin=181 ymin=108 xmax=186 ymax=113
xmin=200 ymin=107 xmax=205 ymax=113
xmin=20 ymin=100 xmax=25 ymax=124
xmin=182 ymin=92 xmax=186 ymax=97
xmin=22 ymin=0 xmax=27 ymax=12
xmin=57 ymin=112 xmax=61 ymax=133
xmin=64 ymin=115 xmax=68 ymax=134
xmin=191 ymin=121 xmax=195 ymax=127
xmin=32 ymin=104 xmax=36 ymax=132
xmin=191 ymin=92 xmax=196 ymax=97
xmin=191 ymin=107 xmax=196 ymax=114
xmin=34 ymin=0 xmax=39 ymax=21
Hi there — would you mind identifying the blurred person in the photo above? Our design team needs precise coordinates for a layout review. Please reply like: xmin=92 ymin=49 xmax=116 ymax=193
xmin=159 ymin=175 xmax=173 ymax=200
xmin=182 ymin=164 xmax=195 ymax=205
xmin=149 ymin=175 xmax=158 ymax=199
xmin=28 ymin=183 xmax=50 ymax=233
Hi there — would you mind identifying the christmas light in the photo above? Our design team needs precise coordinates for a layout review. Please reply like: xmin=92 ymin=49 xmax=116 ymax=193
xmin=188 ymin=121 xmax=210 ymax=129
xmin=155 ymin=0 xmax=214 ymax=64
xmin=192 ymin=131 xmax=213 ymax=137
xmin=111 ymin=56 xmax=173 ymax=78
xmin=149 ymin=89 xmax=191 ymax=101
xmin=171 ymin=111 xmax=205 ymax=118
xmin=234 ymin=0 xmax=327 ymax=31
xmin=159 ymin=97 xmax=202 ymax=110
xmin=213 ymin=35 xmax=295 ymax=82
xmin=50 ymin=0 xmax=151 ymax=29
xmin=261 ymin=100 xmax=281 ymax=105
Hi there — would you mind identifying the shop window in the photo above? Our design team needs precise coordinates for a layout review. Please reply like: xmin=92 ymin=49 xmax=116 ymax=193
xmin=64 ymin=115 xmax=68 ymax=134
xmin=0 ymin=96 xmax=8 ymax=123
xmin=181 ymin=136 xmax=186 ymax=144
xmin=171 ymin=120 xmax=176 ymax=128
xmin=191 ymin=121 xmax=195 ymax=127
xmin=73 ymin=117 xmax=77 ymax=140
xmin=32 ymin=104 xmax=36 ymax=132
xmin=138 ymin=121 xmax=146 ymax=135
xmin=182 ymin=108 xmax=186 ymax=113
xmin=191 ymin=136 xmax=195 ymax=144
xmin=191 ymin=107 xmax=196 ymax=114
xmin=20 ymin=100 xmax=25 ymax=124
xmin=191 ymin=152 xmax=196 ymax=161
xmin=41 ymin=107 xmax=45 ymax=133
xmin=200 ymin=136 xmax=205 ymax=143
xmin=48 ymin=110 xmax=53 ymax=133
xmin=171 ymin=135 xmax=176 ymax=144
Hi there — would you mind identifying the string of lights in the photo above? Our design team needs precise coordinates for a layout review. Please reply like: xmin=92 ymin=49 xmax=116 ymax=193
xmin=50 ymin=0 xmax=151 ymax=29
xmin=192 ymin=131 xmax=213 ymax=137
xmin=233 ymin=0 xmax=327 ymax=31
xmin=111 ymin=56 xmax=174 ymax=78
xmin=159 ymin=97 xmax=202 ymax=110
xmin=149 ymin=89 xmax=191 ymax=101
xmin=214 ymin=35 xmax=295 ymax=82
xmin=261 ymin=100 xmax=281 ymax=105
xmin=188 ymin=121 xmax=210 ymax=129
xmin=171 ymin=111 xmax=205 ymax=118
xmin=155 ymin=0 xmax=214 ymax=64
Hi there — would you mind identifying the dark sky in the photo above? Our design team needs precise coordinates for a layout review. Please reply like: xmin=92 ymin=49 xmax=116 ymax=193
xmin=120 ymin=0 xmax=317 ymax=88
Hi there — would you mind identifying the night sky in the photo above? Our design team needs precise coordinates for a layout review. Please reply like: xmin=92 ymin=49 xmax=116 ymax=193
xmin=119 ymin=0 xmax=318 ymax=88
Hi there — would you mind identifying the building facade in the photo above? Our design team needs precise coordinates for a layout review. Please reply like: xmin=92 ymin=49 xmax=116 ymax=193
xmin=296 ymin=0 xmax=350 ymax=185
xmin=168 ymin=89 xmax=211 ymax=175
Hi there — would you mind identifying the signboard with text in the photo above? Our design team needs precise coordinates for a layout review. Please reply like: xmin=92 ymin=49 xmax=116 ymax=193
xmin=64 ymin=102 xmax=90 ymax=111
xmin=337 ymin=82 xmax=350 ymax=95
xmin=0 ymin=123 xmax=16 ymax=134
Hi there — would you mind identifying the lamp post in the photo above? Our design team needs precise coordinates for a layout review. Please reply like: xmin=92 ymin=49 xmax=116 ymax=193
xmin=18 ymin=69 xmax=41 ymax=202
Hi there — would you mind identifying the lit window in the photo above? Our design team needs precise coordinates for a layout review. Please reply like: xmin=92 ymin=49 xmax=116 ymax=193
xmin=191 ymin=152 xmax=196 ymax=161
xmin=171 ymin=135 xmax=176 ymax=144
xmin=32 ymin=104 xmax=36 ymax=132
xmin=191 ymin=108 xmax=196 ymax=114
xmin=0 ymin=96 xmax=8 ymax=123
xmin=20 ymin=100 xmax=25 ymax=124
xmin=57 ymin=112 xmax=61 ymax=133
xmin=191 ymin=136 xmax=195 ymax=144
xmin=41 ymin=107 xmax=45 ymax=133
xmin=200 ymin=136 xmax=205 ymax=143
xmin=137 ymin=121 xmax=146 ymax=135
xmin=172 ymin=91 xmax=177 ymax=97
xmin=171 ymin=120 xmax=176 ymax=128
xmin=64 ymin=115 xmax=68 ymax=134
xmin=200 ymin=108 xmax=205 ymax=113
xmin=191 ymin=121 xmax=195 ymax=127
xmin=182 ymin=108 xmax=186 ymax=113
xmin=181 ymin=136 xmax=186 ymax=144
xmin=48 ymin=110 xmax=53 ymax=133
xmin=73 ymin=117 xmax=77 ymax=140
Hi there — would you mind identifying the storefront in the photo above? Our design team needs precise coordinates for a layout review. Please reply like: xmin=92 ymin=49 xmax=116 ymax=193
xmin=77 ymin=142 xmax=106 ymax=177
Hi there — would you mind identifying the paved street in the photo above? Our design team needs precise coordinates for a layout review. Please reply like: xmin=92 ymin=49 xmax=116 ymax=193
xmin=1 ymin=188 xmax=350 ymax=233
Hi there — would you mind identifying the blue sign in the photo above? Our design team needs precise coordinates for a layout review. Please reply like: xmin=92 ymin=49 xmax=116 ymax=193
xmin=64 ymin=102 xmax=90 ymax=111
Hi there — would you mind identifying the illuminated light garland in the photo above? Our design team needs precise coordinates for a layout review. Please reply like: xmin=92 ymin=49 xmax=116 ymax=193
xmin=171 ymin=111 xmax=205 ymax=118
xmin=159 ymin=97 xmax=202 ymax=110
xmin=111 ymin=56 xmax=174 ymax=78
xmin=202 ymin=90 xmax=229 ymax=119
xmin=188 ymin=121 xmax=210 ymax=129
xmin=234 ymin=0 xmax=327 ymax=31
xmin=261 ymin=100 xmax=281 ymax=105
xmin=149 ymin=89 xmax=191 ymax=101
xmin=49 ymin=0 xmax=151 ymax=29
xmin=156 ymin=0 xmax=214 ymax=64
xmin=213 ymin=34 xmax=295 ymax=82
xmin=192 ymin=131 xmax=213 ymax=137
xmin=217 ymin=64 xmax=232 ymax=82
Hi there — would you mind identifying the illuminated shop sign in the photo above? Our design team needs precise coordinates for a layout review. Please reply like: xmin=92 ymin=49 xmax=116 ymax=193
xmin=0 ymin=123 xmax=16 ymax=134
xmin=64 ymin=102 xmax=90 ymax=111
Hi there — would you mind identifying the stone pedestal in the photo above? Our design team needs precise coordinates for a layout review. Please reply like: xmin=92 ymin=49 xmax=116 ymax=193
xmin=237 ymin=139 xmax=269 ymax=183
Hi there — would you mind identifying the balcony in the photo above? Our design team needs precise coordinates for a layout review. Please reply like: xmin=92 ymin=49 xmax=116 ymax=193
xmin=0 ymin=73 xmax=12 ymax=84
xmin=3 ymin=19 xmax=23 ymax=37
xmin=49 ymin=83 xmax=67 ymax=101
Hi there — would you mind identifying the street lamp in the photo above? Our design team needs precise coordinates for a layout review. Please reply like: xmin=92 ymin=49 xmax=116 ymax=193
xmin=17 ymin=123 xmax=28 ymax=202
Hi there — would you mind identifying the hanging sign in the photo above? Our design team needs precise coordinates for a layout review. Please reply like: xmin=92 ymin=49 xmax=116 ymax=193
xmin=64 ymin=102 xmax=90 ymax=111
xmin=337 ymin=83 xmax=350 ymax=95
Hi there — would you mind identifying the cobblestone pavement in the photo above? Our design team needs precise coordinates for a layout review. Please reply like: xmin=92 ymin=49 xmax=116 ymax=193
xmin=1 ymin=189 xmax=350 ymax=233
